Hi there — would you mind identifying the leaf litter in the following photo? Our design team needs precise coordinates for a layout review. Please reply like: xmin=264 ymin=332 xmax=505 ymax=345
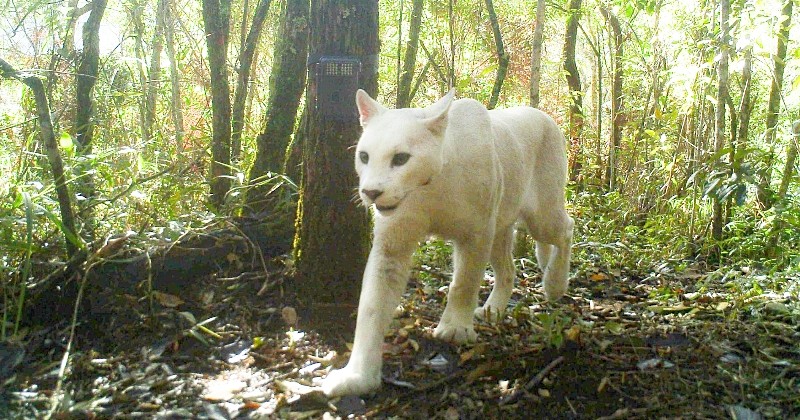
xmin=1 ymin=254 xmax=798 ymax=419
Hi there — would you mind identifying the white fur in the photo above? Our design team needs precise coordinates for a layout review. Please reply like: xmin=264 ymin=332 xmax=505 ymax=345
xmin=321 ymin=90 xmax=574 ymax=397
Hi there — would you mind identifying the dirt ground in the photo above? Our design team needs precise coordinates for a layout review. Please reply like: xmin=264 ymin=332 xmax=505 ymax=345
xmin=2 ymin=251 xmax=798 ymax=419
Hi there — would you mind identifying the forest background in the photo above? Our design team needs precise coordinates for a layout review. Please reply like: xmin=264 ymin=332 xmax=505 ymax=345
xmin=0 ymin=0 xmax=799 ymax=416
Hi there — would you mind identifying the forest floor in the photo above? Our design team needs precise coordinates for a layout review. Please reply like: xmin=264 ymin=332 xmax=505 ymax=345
xmin=2 ymin=242 xmax=799 ymax=419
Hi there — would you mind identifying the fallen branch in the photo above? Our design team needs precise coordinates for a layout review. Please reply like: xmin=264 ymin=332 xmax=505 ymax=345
xmin=499 ymin=355 xmax=565 ymax=405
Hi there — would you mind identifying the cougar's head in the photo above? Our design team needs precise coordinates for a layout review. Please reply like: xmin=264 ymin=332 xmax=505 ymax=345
xmin=353 ymin=89 xmax=454 ymax=215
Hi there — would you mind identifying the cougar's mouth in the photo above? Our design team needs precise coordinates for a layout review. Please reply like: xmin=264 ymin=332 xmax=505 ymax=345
xmin=375 ymin=203 xmax=399 ymax=213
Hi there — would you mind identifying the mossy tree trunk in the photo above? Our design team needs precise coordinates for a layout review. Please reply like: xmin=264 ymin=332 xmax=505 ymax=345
xmin=293 ymin=0 xmax=378 ymax=309
xmin=396 ymin=0 xmax=423 ymax=108
xmin=600 ymin=5 xmax=623 ymax=192
xmin=74 ymin=0 xmax=107 ymax=238
xmin=245 ymin=0 xmax=309 ymax=215
xmin=485 ymin=0 xmax=508 ymax=110
xmin=202 ymin=0 xmax=233 ymax=210
xmin=756 ymin=0 xmax=792 ymax=209
xmin=712 ymin=0 xmax=730 ymax=243
xmin=563 ymin=0 xmax=583 ymax=184
xmin=230 ymin=0 xmax=272 ymax=163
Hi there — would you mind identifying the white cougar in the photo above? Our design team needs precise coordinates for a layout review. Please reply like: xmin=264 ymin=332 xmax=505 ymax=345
xmin=321 ymin=89 xmax=574 ymax=397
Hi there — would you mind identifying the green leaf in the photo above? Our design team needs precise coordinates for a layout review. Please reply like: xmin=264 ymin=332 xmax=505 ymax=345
xmin=59 ymin=131 xmax=74 ymax=151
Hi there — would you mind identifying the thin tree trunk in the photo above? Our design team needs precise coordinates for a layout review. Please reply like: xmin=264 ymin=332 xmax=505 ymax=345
xmin=599 ymin=6 xmax=622 ymax=191
xmin=563 ymin=0 xmax=583 ymax=183
xmin=145 ymin=0 xmax=168 ymax=142
xmin=530 ymin=0 xmax=546 ymax=108
xmin=293 ymin=0 xmax=377 ymax=309
xmin=397 ymin=0 xmax=424 ymax=108
xmin=768 ymin=120 xmax=800 ymax=253
xmin=734 ymin=47 xmax=752 ymax=177
xmin=775 ymin=120 xmax=800 ymax=204
xmin=757 ymin=0 xmax=792 ymax=209
xmin=712 ymin=0 xmax=730 ymax=243
xmin=202 ymin=0 xmax=233 ymax=210
xmin=74 ymin=0 xmax=107 ymax=231
xmin=129 ymin=1 xmax=149 ymax=145
xmin=164 ymin=0 xmax=185 ymax=148
xmin=231 ymin=0 xmax=272 ymax=163
xmin=246 ymin=0 xmax=309 ymax=214
xmin=1 ymin=59 xmax=80 ymax=257
xmin=485 ymin=0 xmax=508 ymax=109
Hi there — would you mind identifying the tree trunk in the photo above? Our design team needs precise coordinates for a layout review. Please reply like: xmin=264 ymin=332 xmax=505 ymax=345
xmin=563 ymin=0 xmax=583 ymax=183
xmin=145 ymin=0 xmax=168 ymax=142
xmin=0 ymin=59 xmax=80 ymax=258
xmin=600 ymin=6 xmax=623 ymax=192
xmin=734 ymin=47 xmax=753 ymax=178
xmin=397 ymin=0 xmax=424 ymax=108
xmin=711 ymin=0 xmax=730 ymax=243
xmin=529 ymin=0 xmax=546 ymax=108
xmin=768 ymin=120 xmax=800 ymax=253
xmin=756 ymin=0 xmax=792 ymax=209
xmin=163 ymin=0 xmax=185 ymax=148
xmin=245 ymin=0 xmax=309 ymax=214
xmin=202 ymin=0 xmax=233 ymax=210
xmin=293 ymin=0 xmax=377 ymax=310
xmin=485 ymin=0 xmax=508 ymax=110
xmin=231 ymin=0 xmax=272 ymax=163
xmin=129 ymin=1 xmax=149 ymax=145
xmin=776 ymin=120 xmax=800 ymax=204
xmin=74 ymin=0 xmax=107 ymax=237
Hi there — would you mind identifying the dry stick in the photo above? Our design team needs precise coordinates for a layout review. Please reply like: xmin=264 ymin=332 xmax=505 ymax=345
xmin=499 ymin=355 xmax=565 ymax=405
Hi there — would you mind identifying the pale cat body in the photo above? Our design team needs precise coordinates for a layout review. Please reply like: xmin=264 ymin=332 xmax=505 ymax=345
xmin=322 ymin=90 xmax=573 ymax=396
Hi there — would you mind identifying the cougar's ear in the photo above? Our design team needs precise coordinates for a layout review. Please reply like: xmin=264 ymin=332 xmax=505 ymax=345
xmin=422 ymin=89 xmax=454 ymax=136
xmin=355 ymin=89 xmax=386 ymax=127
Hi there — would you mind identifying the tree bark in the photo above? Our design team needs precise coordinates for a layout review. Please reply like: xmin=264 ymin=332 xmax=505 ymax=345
xmin=144 ymin=0 xmax=169 ymax=142
xmin=293 ymin=0 xmax=377 ymax=309
xmin=712 ymin=0 xmax=730 ymax=243
xmin=529 ymin=0 xmax=546 ymax=108
xmin=600 ymin=6 xmax=623 ymax=191
xmin=74 ymin=0 xmax=107 ymax=160
xmin=397 ymin=0 xmax=424 ymax=108
xmin=245 ymin=0 xmax=309 ymax=214
xmin=756 ymin=0 xmax=792 ymax=209
xmin=231 ymin=0 xmax=272 ymax=163
xmin=485 ymin=0 xmax=508 ymax=110
xmin=0 ymin=59 xmax=80 ymax=258
xmin=563 ymin=0 xmax=583 ymax=183
xmin=202 ymin=0 xmax=233 ymax=210
xmin=163 ymin=0 xmax=185 ymax=148
xmin=768 ymin=120 xmax=800 ymax=253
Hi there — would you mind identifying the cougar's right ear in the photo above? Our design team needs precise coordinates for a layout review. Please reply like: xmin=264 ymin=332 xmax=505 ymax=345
xmin=355 ymin=89 xmax=386 ymax=127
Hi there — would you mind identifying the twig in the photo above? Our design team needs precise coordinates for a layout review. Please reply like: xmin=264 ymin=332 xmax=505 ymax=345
xmin=499 ymin=355 xmax=565 ymax=405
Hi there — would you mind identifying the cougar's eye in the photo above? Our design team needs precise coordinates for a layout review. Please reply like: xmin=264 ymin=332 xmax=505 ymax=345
xmin=359 ymin=151 xmax=369 ymax=164
xmin=391 ymin=152 xmax=411 ymax=167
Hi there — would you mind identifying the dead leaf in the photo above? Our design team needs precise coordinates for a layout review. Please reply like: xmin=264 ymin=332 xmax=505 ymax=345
xmin=460 ymin=342 xmax=487 ymax=364
xmin=281 ymin=306 xmax=298 ymax=327
xmin=590 ymin=272 xmax=610 ymax=282
xmin=565 ymin=325 xmax=581 ymax=342
xmin=152 ymin=291 xmax=184 ymax=308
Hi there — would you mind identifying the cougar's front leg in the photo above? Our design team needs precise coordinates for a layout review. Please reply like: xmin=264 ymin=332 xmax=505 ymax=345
xmin=434 ymin=236 xmax=491 ymax=344
xmin=322 ymin=230 xmax=417 ymax=397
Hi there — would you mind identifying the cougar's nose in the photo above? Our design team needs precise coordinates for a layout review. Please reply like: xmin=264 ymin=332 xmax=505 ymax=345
xmin=361 ymin=189 xmax=383 ymax=201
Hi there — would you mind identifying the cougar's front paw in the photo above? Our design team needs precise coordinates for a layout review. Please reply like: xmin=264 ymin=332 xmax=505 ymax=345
xmin=474 ymin=305 xmax=505 ymax=323
xmin=321 ymin=366 xmax=381 ymax=397
xmin=433 ymin=321 xmax=478 ymax=344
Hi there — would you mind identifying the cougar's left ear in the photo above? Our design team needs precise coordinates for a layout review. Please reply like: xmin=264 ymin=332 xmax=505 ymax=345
xmin=355 ymin=89 xmax=386 ymax=127
xmin=422 ymin=89 xmax=454 ymax=136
